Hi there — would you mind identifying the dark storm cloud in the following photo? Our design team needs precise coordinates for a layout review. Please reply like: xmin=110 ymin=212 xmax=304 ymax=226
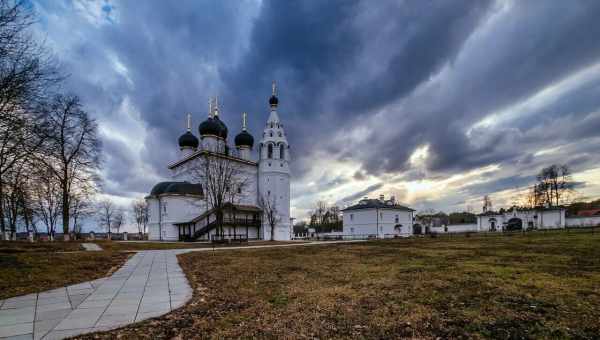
xmin=221 ymin=0 xmax=495 ymax=176
xmin=33 ymin=0 xmax=600 ymax=208
xmin=381 ymin=1 xmax=600 ymax=175
xmin=339 ymin=183 xmax=384 ymax=203
xmin=460 ymin=175 xmax=534 ymax=198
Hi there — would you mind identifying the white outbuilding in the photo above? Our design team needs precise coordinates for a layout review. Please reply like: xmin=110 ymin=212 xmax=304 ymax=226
xmin=342 ymin=195 xmax=415 ymax=238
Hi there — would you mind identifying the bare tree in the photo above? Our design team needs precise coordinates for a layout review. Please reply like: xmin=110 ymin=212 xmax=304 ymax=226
xmin=189 ymin=151 xmax=249 ymax=238
xmin=112 ymin=209 xmax=124 ymax=235
xmin=534 ymin=164 xmax=575 ymax=207
xmin=30 ymin=167 xmax=61 ymax=240
xmin=16 ymin=170 xmax=36 ymax=235
xmin=0 ymin=0 xmax=61 ymax=238
xmin=38 ymin=94 xmax=101 ymax=237
xmin=70 ymin=190 xmax=93 ymax=237
xmin=98 ymin=199 xmax=115 ymax=240
xmin=260 ymin=194 xmax=280 ymax=241
xmin=131 ymin=198 xmax=148 ymax=237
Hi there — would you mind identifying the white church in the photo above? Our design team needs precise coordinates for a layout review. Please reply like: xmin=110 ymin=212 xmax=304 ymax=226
xmin=145 ymin=83 xmax=292 ymax=241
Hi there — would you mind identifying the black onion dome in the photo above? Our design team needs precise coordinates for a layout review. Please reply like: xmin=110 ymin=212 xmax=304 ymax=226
xmin=178 ymin=131 xmax=199 ymax=148
xmin=213 ymin=116 xmax=228 ymax=139
xmin=269 ymin=94 xmax=278 ymax=107
xmin=198 ymin=117 xmax=221 ymax=137
xmin=235 ymin=130 xmax=254 ymax=148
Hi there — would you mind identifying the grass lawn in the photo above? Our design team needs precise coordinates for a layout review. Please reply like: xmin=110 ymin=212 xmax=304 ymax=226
xmin=92 ymin=240 xmax=305 ymax=251
xmin=76 ymin=230 xmax=600 ymax=339
xmin=0 ymin=241 xmax=130 ymax=299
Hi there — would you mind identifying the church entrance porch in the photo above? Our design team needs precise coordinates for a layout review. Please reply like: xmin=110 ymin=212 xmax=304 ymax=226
xmin=175 ymin=203 xmax=262 ymax=242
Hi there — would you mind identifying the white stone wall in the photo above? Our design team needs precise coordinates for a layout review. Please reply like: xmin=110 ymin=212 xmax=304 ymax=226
xmin=170 ymin=155 xmax=259 ymax=207
xmin=565 ymin=216 xmax=600 ymax=227
xmin=477 ymin=214 xmax=504 ymax=232
xmin=147 ymin=195 xmax=204 ymax=241
xmin=476 ymin=208 xmax=566 ymax=232
xmin=343 ymin=208 xmax=414 ymax=238
xmin=431 ymin=224 xmax=478 ymax=233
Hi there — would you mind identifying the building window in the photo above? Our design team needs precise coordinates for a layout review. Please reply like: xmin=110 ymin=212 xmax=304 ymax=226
xmin=237 ymin=187 xmax=242 ymax=194
xmin=280 ymin=145 xmax=285 ymax=159
xmin=395 ymin=215 xmax=399 ymax=223
xmin=268 ymin=190 xmax=271 ymax=196
xmin=350 ymin=214 xmax=353 ymax=221
xmin=267 ymin=144 xmax=273 ymax=158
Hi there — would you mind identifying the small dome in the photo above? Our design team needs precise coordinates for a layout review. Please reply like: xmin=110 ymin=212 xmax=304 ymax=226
xmin=178 ymin=131 xmax=199 ymax=149
xmin=235 ymin=130 xmax=254 ymax=148
xmin=269 ymin=95 xmax=278 ymax=107
xmin=199 ymin=117 xmax=221 ymax=137
xmin=213 ymin=116 xmax=228 ymax=139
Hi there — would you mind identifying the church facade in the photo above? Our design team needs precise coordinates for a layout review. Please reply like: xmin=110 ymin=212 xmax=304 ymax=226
xmin=145 ymin=83 xmax=291 ymax=241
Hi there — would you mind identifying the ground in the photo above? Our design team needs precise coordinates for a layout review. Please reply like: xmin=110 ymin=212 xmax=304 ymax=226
xmin=0 ymin=240 xmax=301 ymax=300
xmin=94 ymin=239 xmax=303 ymax=252
xmin=0 ymin=241 xmax=129 ymax=299
xmin=74 ymin=230 xmax=600 ymax=339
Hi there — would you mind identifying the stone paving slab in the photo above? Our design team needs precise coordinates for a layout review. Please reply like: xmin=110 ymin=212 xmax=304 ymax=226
xmin=80 ymin=243 xmax=102 ymax=251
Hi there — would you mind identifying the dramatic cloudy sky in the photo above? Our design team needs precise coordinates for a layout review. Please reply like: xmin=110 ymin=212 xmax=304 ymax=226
xmin=32 ymin=0 xmax=600 ymax=222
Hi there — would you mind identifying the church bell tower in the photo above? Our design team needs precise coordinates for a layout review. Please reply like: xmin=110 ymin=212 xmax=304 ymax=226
xmin=258 ymin=81 xmax=291 ymax=240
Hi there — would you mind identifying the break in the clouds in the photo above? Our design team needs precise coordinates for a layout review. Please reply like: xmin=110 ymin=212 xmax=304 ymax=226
xmin=33 ymin=0 xmax=600 ymax=219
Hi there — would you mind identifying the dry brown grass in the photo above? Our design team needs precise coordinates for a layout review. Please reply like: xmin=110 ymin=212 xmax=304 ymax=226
xmin=94 ymin=240 xmax=304 ymax=251
xmin=0 ymin=241 xmax=130 ymax=299
xmin=75 ymin=230 xmax=600 ymax=339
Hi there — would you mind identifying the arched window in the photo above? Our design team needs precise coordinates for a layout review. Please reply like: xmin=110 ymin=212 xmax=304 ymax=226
xmin=270 ymin=131 xmax=273 ymax=137
xmin=280 ymin=144 xmax=285 ymax=159
xmin=267 ymin=144 xmax=273 ymax=159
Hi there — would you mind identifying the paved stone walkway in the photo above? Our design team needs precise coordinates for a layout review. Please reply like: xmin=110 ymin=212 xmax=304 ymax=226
xmin=0 ymin=250 xmax=192 ymax=340
xmin=0 ymin=240 xmax=364 ymax=340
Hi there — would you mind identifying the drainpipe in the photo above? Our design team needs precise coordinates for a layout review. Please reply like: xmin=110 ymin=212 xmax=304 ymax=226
xmin=158 ymin=197 xmax=162 ymax=241
xmin=376 ymin=207 xmax=379 ymax=239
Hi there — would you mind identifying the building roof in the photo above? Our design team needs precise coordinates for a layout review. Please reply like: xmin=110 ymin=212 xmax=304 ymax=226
xmin=342 ymin=199 xmax=414 ymax=212
xmin=478 ymin=211 xmax=502 ymax=216
xmin=149 ymin=181 xmax=203 ymax=197
xmin=168 ymin=149 xmax=258 ymax=169
xmin=576 ymin=209 xmax=600 ymax=217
